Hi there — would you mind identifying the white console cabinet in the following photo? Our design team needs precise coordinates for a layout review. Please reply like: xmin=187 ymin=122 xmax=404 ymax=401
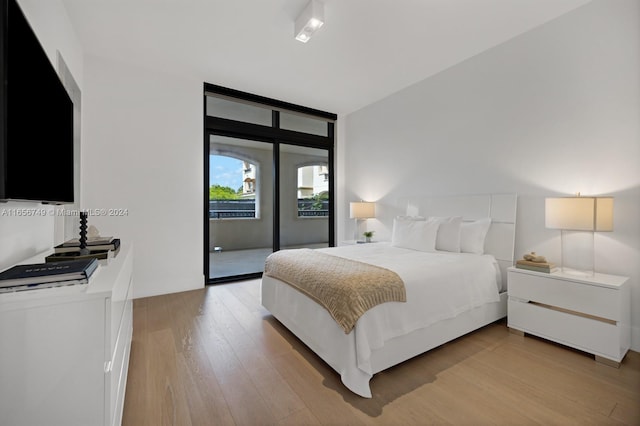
xmin=0 ymin=244 xmax=134 ymax=426
xmin=507 ymin=266 xmax=630 ymax=367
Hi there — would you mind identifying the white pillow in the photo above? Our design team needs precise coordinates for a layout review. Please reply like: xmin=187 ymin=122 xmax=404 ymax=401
xmin=431 ymin=216 xmax=463 ymax=252
xmin=460 ymin=218 xmax=492 ymax=254
xmin=391 ymin=217 xmax=439 ymax=252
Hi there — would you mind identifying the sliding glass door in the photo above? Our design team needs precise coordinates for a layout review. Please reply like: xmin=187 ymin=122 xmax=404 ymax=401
xmin=209 ymin=135 xmax=273 ymax=279
xmin=204 ymin=83 xmax=336 ymax=283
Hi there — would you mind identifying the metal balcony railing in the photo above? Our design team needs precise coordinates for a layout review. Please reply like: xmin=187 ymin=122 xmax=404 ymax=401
xmin=209 ymin=199 xmax=329 ymax=218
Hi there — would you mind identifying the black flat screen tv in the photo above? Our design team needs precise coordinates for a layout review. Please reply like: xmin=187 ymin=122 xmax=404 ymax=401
xmin=0 ymin=0 xmax=74 ymax=204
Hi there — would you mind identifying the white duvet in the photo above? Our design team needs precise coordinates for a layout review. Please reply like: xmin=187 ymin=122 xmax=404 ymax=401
xmin=316 ymin=243 xmax=501 ymax=374
xmin=261 ymin=243 xmax=501 ymax=396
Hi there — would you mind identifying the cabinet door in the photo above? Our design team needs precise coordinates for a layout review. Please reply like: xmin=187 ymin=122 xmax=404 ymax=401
xmin=0 ymin=297 xmax=106 ymax=426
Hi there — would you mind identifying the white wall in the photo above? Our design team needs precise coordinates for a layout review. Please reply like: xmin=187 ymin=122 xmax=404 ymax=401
xmin=0 ymin=0 xmax=83 ymax=272
xmin=82 ymin=55 xmax=203 ymax=298
xmin=343 ymin=0 xmax=640 ymax=349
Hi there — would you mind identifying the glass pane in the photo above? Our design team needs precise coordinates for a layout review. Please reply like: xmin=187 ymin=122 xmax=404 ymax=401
xmin=280 ymin=112 xmax=328 ymax=136
xmin=280 ymin=144 xmax=329 ymax=250
xmin=206 ymin=96 xmax=272 ymax=126
xmin=297 ymin=165 xmax=328 ymax=217
xmin=209 ymin=135 xmax=273 ymax=279
xmin=209 ymin=157 xmax=257 ymax=219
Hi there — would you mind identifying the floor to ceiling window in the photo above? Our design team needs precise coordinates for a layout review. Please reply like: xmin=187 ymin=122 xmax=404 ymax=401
xmin=204 ymin=84 xmax=336 ymax=283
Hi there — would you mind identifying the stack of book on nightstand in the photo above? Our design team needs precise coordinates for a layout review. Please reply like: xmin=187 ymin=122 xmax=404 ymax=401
xmin=45 ymin=237 xmax=121 ymax=263
xmin=515 ymin=259 xmax=558 ymax=273
xmin=0 ymin=258 xmax=99 ymax=293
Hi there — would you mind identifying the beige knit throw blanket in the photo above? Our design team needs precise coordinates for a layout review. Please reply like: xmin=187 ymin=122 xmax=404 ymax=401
xmin=264 ymin=249 xmax=406 ymax=333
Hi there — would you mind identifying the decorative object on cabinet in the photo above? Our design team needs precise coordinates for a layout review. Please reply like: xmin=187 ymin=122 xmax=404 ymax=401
xmin=507 ymin=267 xmax=630 ymax=368
xmin=523 ymin=252 xmax=547 ymax=262
xmin=363 ymin=230 xmax=375 ymax=243
xmin=515 ymin=260 xmax=557 ymax=273
xmin=45 ymin=249 xmax=110 ymax=263
xmin=51 ymin=221 xmax=121 ymax=262
xmin=545 ymin=195 xmax=613 ymax=276
xmin=515 ymin=252 xmax=557 ymax=273
xmin=78 ymin=210 xmax=90 ymax=255
xmin=55 ymin=238 xmax=121 ymax=254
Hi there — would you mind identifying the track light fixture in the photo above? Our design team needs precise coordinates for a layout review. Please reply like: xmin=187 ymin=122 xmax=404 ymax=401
xmin=295 ymin=0 xmax=324 ymax=43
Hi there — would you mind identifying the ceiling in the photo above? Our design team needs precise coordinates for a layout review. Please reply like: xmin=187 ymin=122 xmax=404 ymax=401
xmin=61 ymin=0 xmax=591 ymax=115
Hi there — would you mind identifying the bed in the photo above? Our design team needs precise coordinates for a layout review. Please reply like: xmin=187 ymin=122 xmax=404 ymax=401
xmin=261 ymin=193 xmax=517 ymax=398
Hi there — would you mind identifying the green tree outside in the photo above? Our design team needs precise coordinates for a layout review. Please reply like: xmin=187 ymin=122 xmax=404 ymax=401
xmin=210 ymin=184 xmax=241 ymax=200
xmin=301 ymin=192 xmax=329 ymax=210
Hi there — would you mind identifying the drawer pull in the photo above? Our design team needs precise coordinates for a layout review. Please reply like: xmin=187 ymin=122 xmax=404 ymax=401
xmin=529 ymin=301 xmax=616 ymax=325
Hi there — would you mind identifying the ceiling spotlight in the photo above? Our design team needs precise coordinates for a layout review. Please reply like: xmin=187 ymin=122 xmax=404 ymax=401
xmin=295 ymin=0 xmax=324 ymax=43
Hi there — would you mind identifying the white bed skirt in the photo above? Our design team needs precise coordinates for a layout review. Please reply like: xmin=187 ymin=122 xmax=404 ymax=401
xmin=261 ymin=275 xmax=507 ymax=398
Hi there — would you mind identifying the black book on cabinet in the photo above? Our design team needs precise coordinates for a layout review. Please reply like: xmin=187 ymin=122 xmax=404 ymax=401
xmin=0 ymin=258 xmax=98 ymax=288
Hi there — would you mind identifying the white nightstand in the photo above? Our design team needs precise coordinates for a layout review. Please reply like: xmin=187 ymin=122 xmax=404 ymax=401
xmin=507 ymin=266 xmax=630 ymax=367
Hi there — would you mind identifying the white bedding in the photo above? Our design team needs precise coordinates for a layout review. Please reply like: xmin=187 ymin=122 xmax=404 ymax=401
xmin=261 ymin=242 xmax=502 ymax=396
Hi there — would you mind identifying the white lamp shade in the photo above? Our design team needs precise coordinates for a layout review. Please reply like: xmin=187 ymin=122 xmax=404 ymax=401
xmin=545 ymin=197 xmax=613 ymax=231
xmin=595 ymin=197 xmax=614 ymax=231
xmin=350 ymin=202 xmax=375 ymax=219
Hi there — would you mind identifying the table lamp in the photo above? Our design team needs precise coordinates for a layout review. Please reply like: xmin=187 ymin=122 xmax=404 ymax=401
xmin=349 ymin=201 xmax=375 ymax=242
xmin=545 ymin=195 xmax=613 ymax=276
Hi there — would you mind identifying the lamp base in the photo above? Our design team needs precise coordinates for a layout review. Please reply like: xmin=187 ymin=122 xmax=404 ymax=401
xmin=560 ymin=230 xmax=595 ymax=276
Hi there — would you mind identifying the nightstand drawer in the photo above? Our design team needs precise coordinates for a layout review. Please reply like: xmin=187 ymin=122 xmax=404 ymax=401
xmin=508 ymin=300 xmax=623 ymax=361
xmin=508 ymin=271 xmax=619 ymax=321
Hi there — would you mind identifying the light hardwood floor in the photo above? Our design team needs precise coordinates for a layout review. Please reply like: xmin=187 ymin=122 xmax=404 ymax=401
xmin=122 ymin=279 xmax=640 ymax=425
